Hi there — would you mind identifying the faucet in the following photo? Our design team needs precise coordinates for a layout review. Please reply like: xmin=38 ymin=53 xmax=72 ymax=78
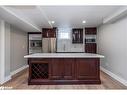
xmin=63 ymin=43 xmax=66 ymax=51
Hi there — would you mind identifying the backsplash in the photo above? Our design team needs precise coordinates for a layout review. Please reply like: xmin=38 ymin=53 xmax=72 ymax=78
xmin=57 ymin=28 xmax=84 ymax=52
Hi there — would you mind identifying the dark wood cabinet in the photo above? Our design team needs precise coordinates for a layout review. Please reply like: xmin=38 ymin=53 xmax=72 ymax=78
xmin=28 ymin=58 xmax=100 ymax=85
xmin=76 ymin=58 xmax=99 ymax=80
xmin=85 ymin=27 xmax=97 ymax=53
xmin=50 ymin=59 xmax=74 ymax=80
xmin=29 ymin=59 xmax=49 ymax=80
xmin=85 ymin=43 xmax=97 ymax=53
xmin=72 ymin=28 xmax=83 ymax=44
xmin=63 ymin=59 xmax=75 ymax=80
xmin=85 ymin=27 xmax=97 ymax=35
xmin=50 ymin=59 xmax=63 ymax=80
xmin=42 ymin=28 xmax=56 ymax=38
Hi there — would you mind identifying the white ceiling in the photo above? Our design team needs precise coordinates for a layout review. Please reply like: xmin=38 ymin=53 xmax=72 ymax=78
xmin=0 ymin=6 xmax=124 ymax=32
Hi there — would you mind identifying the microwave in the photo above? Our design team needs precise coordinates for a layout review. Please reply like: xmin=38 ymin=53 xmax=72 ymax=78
xmin=85 ymin=38 xmax=96 ymax=43
xmin=85 ymin=35 xmax=96 ymax=43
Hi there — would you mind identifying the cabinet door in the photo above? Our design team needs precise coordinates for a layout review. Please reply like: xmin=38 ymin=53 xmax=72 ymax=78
xmin=49 ymin=30 xmax=56 ymax=38
xmin=76 ymin=58 xmax=99 ymax=80
xmin=85 ymin=43 xmax=96 ymax=53
xmin=63 ymin=59 xmax=75 ymax=80
xmin=72 ymin=28 xmax=83 ymax=43
xmin=85 ymin=27 xmax=97 ymax=35
xmin=42 ymin=28 xmax=56 ymax=38
xmin=50 ymin=59 xmax=63 ymax=80
xmin=42 ymin=29 xmax=48 ymax=38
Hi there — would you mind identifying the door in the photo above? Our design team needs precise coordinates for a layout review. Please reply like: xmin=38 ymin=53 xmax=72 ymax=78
xmin=50 ymin=59 xmax=63 ymax=80
xmin=50 ymin=58 xmax=75 ymax=80
xmin=76 ymin=58 xmax=99 ymax=80
xmin=63 ymin=59 xmax=75 ymax=80
xmin=42 ymin=38 xmax=49 ymax=53
xmin=42 ymin=28 xmax=56 ymax=38
xmin=50 ymin=38 xmax=56 ymax=53
xmin=85 ymin=43 xmax=96 ymax=53
xmin=85 ymin=27 xmax=97 ymax=35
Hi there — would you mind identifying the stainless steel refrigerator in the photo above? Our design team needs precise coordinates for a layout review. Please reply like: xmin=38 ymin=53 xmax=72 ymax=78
xmin=42 ymin=38 xmax=56 ymax=53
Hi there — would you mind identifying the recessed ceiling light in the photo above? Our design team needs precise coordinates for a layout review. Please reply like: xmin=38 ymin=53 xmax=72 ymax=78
xmin=48 ymin=21 xmax=55 ymax=24
xmin=51 ymin=21 xmax=55 ymax=24
xmin=82 ymin=20 xmax=86 ymax=24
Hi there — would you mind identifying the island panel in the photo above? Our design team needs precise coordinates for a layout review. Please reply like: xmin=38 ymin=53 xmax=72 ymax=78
xmin=28 ymin=58 xmax=101 ymax=85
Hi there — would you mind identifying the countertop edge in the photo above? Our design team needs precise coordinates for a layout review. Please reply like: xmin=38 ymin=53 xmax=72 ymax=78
xmin=24 ymin=53 xmax=104 ymax=58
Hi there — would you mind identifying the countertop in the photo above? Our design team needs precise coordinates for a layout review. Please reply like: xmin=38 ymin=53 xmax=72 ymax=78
xmin=24 ymin=53 xmax=104 ymax=58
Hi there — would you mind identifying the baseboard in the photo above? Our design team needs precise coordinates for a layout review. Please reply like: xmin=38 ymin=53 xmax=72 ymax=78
xmin=0 ymin=65 xmax=28 ymax=85
xmin=0 ymin=75 xmax=11 ymax=85
xmin=11 ymin=65 xmax=28 ymax=76
xmin=100 ymin=66 xmax=127 ymax=87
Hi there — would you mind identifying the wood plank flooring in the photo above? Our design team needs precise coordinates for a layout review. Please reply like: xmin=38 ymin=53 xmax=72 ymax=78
xmin=2 ymin=68 xmax=127 ymax=89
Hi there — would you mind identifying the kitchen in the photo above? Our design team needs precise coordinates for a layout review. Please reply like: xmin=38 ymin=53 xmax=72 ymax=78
xmin=0 ymin=6 xmax=127 ymax=89
xmin=25 ymin=27 xmax=104 ymax=85
xmin=28 ymin=27 xmax=96 ymax=54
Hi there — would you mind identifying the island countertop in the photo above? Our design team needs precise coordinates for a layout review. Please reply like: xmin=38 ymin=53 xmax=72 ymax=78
xmin=24 ymin=53 xmax=104 ymax=58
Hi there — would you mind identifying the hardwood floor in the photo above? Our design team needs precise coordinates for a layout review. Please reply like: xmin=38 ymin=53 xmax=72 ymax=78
xmin=2 ymin=68 xmax=127 ymax=89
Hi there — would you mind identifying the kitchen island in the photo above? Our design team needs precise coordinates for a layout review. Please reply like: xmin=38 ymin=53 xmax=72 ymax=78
xmin=24 ymin=53 xmax=104 ymax=85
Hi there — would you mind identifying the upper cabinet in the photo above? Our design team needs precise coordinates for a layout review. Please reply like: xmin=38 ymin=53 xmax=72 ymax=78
xmin=72 ymin=28 xmax=83 ymax=44
xmin=42 ymin=28 xmax=57 ymax=38
xmin=85 ymin=27 xmax=97 ymax=35
xmin=85 ymin=27 xmax=97 ymax=53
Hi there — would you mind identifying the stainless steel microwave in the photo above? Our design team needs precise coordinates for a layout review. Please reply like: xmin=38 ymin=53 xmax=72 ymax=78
xmin=85 ymin=35 xmax=96 ymax=43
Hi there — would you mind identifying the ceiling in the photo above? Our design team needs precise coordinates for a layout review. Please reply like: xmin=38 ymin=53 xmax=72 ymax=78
xmin=0 ymin=6 xmax=124 ymax=32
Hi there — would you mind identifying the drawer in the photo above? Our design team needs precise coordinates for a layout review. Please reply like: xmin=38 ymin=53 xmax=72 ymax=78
xmin=29 ymin=58 xmax=50 ymax=63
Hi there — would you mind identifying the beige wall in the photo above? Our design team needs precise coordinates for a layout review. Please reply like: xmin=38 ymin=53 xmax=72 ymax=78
xmin=10 ymin=26 xmax=27 ymax=72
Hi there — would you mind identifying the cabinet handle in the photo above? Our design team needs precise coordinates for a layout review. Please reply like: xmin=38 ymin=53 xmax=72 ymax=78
xmin=79 ymin=33 xmax=80 ymax=42
xmin=63 ymin=44 xmax=65 ymax=51
xmin=47 ymin=32 xmax=49 ymax=37
xmin=73 ymin=34 xmax=75 ymax=41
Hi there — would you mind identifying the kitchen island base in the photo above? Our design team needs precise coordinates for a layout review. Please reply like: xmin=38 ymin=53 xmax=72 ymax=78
xmin=28 ymin=58 xmax=101 ymax=85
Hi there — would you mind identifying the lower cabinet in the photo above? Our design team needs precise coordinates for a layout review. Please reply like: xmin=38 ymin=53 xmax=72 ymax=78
xmin=76 ymin=58 xmax=99 ymax=80
xmin=62 ymin=59 xmax=75 ymax=80
xmin=85 ymin=43 xmax=97 ymax=53
xmin=50 ymin=58 xmax=63 ymax=80
xmin=29 ymin=59 xmax=49 ymax=80
xmin=50 ymin=59 xmax=75 ymax=80
xmin=28 ymin=58 xmax=100 ymax=85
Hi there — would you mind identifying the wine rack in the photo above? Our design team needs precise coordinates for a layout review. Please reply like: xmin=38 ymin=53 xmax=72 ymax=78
xmin=31 ymin=63 xmax=49 ymax=79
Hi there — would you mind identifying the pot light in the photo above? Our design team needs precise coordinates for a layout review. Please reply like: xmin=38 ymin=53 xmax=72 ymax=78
xmin=48 ymin=21 xmax=55 ymax=24
xmin=51 ymin=21 xmax=55 ymax=24
xmin=82 ymin=20 xmax=86 ymax=24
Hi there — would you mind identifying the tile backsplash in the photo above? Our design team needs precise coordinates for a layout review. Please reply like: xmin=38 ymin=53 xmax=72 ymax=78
xmin=57 ymin=28 xmax=84 ymax=52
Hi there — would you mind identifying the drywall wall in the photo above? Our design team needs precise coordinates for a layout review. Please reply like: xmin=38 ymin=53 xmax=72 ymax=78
xmin=0 ymin=20 xmax=11 ymax=83
xmin=0 ymin=18 xmax=27 ymax=84
xmin=97 ymin=16 xmax=127 ymax=82
xmin=10 ymin=26 xmax=27 ymax=72
xmin=0 ymin=19 xmax=5 ymax=83
xmin=5 ymin=22 xmax=11 ymax=77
